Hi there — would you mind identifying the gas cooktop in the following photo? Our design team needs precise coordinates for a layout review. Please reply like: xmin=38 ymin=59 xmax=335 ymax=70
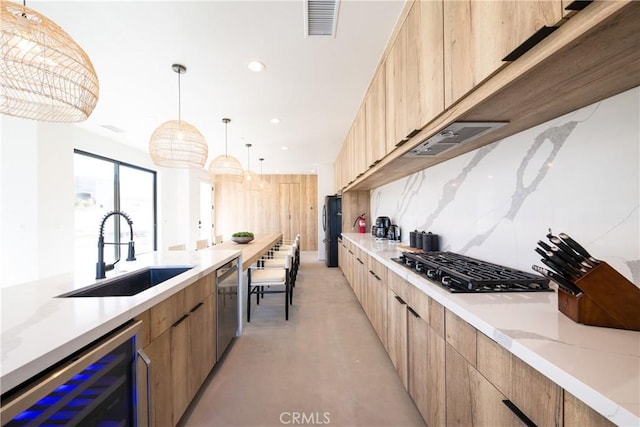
xmin=392 ymin=251 xmax=551 ymax=293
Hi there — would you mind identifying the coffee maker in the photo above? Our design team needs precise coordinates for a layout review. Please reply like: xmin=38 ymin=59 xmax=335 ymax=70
xmin=375 ymin=216 xmax=391 ymax=239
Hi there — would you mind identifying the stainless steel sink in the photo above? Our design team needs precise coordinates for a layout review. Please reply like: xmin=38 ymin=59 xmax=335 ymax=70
xmin=58 ymin=266 xmax=195 ymax=297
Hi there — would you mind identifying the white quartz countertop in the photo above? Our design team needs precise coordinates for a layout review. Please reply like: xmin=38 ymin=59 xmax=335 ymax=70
xmin=0 ymin=249 xmax=240 ymax=395
xmin=342 ymin=233 xmax=640 ymax=427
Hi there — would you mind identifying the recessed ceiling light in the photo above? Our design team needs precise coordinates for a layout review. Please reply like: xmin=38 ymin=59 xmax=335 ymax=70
xmin=270 ymin=118 xmax=280 ymax=124
xmin=281 ymin=146 xmax=288 ymax=151
xmin=248 ymin=61 xmax=266 ymax=72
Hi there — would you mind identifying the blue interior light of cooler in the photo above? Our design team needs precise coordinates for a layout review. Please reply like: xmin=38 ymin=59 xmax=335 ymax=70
xmin=67 ymin=397 xmax=92 ymax=407
xmin=49 ymin=410 xmax=77 ymax=420
xmin=53 ymin=383 xmax=76 ymax=393
xmin=36 ymin=396 xmax=62 ymax=406
xmin=13 ymin=409 xmax=42 ymax=421
xmin=71 ymin=373 xmax=92 ymax=382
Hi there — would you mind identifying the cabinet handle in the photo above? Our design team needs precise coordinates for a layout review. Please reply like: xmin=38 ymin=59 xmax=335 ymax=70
xmin=564 ymin=0 xmax=592 ymax=11
xmin=395 ymin=139 xmax=408 ymax=147
xmin=357 ymin=258 xmax=364 ymax=265
xmin=348 ymin=250 xmax=354 ymax=255
xmin=405 ymin=129 xmax=420 ymax=139
xmin=172 ymin=314 xmax=189 ymax=328
xmin=189 ymin=302 xmax=204 ymax=313
xmin=369 ymin=270 xmax=375 ymax=276
xmin=502 ymin=400 xmax=537 ymax=427
xmin=374 ymin=274 xmax=381 ymax=281
xmin=137 ymin=349 xmax=152 ymax=426
xmin=502 ymin=26 xmax=558 ymax=62
xmin=407 ymin=306 xmax=420 ymax=318
xmin=394 ymin=295 xmax=406 ymax=305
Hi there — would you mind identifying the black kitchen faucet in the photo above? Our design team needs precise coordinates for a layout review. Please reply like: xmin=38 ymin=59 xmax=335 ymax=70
xmin=96 ymin=211 xmax=136 ymax=279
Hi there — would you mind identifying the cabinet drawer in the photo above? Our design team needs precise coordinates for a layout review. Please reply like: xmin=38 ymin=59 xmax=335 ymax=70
xmin=185 ymin=276 xmax=207 ymax=311
xmin=408 ymin=285 xmax=429 ymax=320
xmin=510 ymin=354 xmax=562 ymax=426
xmin=368 ymin=256 xmax=388 ymax=283
xmin=477 ymin=332 xmax=511 ymax=397
xmin=429 ymin=298 xmax=445 ymax=338
xmin=134 ymin=309 xmax=151 ymax=348
xmin=564 ymin=390 xmax=614 ymax=427
xmin=445 ymin=309 xmax=477 ymax=366
xmin=387 ymin=270 xmax=411 ymax=302
xmin=150 ymin=289 xmax=186 ymax=341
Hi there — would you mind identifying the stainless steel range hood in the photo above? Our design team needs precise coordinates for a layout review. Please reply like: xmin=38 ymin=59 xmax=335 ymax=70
xmin=403 ymin=122 xmax=508 ymax=158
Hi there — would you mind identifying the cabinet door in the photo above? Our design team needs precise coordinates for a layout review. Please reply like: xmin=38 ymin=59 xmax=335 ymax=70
xmin=367 ymin=266 xmax=388 ymax=347
xmin=406 ymin=0 xmax=444 ymax=132
xmin=365 ymin=64 xmax=386 ymax=166
xmin=171 ymin=315 xmax=191 ymax=425
xmin=142 ymin=329 xmax=173 ymax=427
xmin=188 ymin=296 xmax=215 ymax=397
xmin=353 ymin=103 xmax=367 ymax=177
xmin=387 ymin=289 xmax=408 ymax=389
xmin=354 ymin=249 xmax=367 ymax=305
xmin=446 ymin=343 xmax=521 ymax=426
xmin=407 ymin=307 xmax=429 ymax=422
xmin=385 ymin=17 xmax=407 ymax=152
xmin=426 ymin=322 xmax=446 ymax=427
xmin=444 ymin=0 xmax=563 ymax=107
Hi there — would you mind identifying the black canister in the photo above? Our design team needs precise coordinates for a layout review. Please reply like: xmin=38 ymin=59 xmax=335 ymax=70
xmin=409 ymin=230 xmax=418 ymax=248
xmin=423 ymin=232 xmax=440 ymax=251
xmin=416 ymin=231 xmax=425 ymax=249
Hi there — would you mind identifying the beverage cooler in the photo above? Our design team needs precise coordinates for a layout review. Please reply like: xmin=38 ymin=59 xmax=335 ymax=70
xmin=1 ymin=321 xmax=147 ymax=426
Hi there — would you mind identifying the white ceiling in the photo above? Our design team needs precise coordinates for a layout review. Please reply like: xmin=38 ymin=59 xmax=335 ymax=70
xmin=29 ymin=0 xmax=405 ymax=174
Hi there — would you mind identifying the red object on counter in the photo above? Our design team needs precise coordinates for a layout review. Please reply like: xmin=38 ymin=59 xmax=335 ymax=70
xmin=354 ymin=214 xmax=366 ymax=233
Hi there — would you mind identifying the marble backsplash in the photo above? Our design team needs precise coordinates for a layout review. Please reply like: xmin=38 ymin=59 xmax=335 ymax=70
xmin=371 ymin=87 xmax=640 ymax=286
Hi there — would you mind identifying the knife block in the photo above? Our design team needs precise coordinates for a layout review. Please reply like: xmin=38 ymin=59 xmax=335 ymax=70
xmin=557 ymin=262 xmax=640 ymax=331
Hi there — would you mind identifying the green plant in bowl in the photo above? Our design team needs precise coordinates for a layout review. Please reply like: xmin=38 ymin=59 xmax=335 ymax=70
xmin=231 ymin=232 xmax=254 ymax=244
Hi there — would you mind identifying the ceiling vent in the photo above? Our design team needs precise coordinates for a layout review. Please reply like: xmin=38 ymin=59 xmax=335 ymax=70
xmin=304 ymin=0 xmax=340 ymax=37
xmin=403 ymin=122 xmax=508 ymax=158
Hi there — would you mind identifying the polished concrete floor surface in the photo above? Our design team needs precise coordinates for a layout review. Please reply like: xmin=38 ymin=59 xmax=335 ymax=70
xmin=181 ymin=252 xmax=426 ymax=427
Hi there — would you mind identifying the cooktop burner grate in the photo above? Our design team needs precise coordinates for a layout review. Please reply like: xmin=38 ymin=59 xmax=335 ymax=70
xmin=393 ymin=251 xmax=551 ymax=293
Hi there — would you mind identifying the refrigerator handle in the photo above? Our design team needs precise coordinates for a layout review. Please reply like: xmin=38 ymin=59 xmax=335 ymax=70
xmin=322 ymin=204 xmax=327 ymax=232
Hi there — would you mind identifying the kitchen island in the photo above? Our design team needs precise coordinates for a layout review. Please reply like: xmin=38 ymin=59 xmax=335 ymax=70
xmin=0 ymin=248 xmax=240 ymax=396
xmin=342 ymin=233 xmax=639 ymax=426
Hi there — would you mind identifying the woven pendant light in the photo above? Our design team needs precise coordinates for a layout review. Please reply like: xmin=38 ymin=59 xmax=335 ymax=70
xmin=208 ymin=118 xmax=243 ymax=183
xmin=0 ymin=0 xmax=99 ymax=122
xmin=243 ymin=143 xmax=261 ymax=192
xmin=149 ymin=64 xmax=207 ymax=168
xmin=258 ymin=158 xmax=272 ymax=194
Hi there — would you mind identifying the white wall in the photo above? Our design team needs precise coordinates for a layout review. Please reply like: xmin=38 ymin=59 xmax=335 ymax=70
xmin=316 ymin=162 xmax=335 ymax=260
xmin=371 ymin=87 xmax=640 ymax=286
xmin=0 ymin=120 xmax=204 ymax=287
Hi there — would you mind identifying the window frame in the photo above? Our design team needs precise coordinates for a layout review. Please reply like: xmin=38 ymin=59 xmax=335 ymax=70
xmin=74 ymin=149 xmax=158 ymax=257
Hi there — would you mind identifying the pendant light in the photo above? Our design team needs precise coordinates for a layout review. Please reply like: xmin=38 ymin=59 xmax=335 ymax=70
xmin=208 ymin=118 xmax=243 ymax=183
xmin=0 ymin=0 xmax=99 ymax=122
xmin=258 ymin=158 xmax=272 ymax=194
xmin=149 ymin=64 xmax=208 ymax=168
xmin=243 ymin=143 xmax=261 ymax=192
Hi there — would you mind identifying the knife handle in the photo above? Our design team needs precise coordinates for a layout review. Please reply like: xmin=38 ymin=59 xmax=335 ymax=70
xmin=549 ymin=236 xmax=586 ymax=264
xmin=532 ymin=265 xmax=583 ymax=296
xmin=540 ymin=258 xmax=577 ymax=280
xmin=550 ymin=246 xmax=585 ymax=271
xmin=558 ymin=233 xmax=594 ymax=260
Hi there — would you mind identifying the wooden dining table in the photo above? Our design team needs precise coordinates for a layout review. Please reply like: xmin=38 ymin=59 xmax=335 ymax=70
xmin=208 ymin=233 xmax=282 ymax=270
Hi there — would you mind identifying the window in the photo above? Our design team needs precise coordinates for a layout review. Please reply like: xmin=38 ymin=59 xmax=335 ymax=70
xmin=74 ymin=150 xmax=157 ymax=266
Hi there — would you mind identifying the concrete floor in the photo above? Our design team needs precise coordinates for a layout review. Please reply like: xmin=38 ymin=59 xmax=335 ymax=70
xmin=181 ymin=252 xmax=426 ymax=427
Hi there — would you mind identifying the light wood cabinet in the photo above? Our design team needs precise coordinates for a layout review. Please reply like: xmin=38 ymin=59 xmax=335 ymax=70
xmin=407 ymin=307 xmax=429 ymax=422
xmin=386 ymin=0 xmax=445 ymax=149
xmin=387 ymin=288 xmax=408 ymax=389
xmin=446 ymin=342 xmax=521 ymax=426
xmin=142 ymin=329 xmax=172 ymax=427
xmin=366 ymin=255 xmax=388 ymax=347
xmin=445 ymin=309 xmax=477 ymax=365
xmin=353 ymin=103 xmax=367 ymax=177
xmin=444 ymin=0 xmax=563 ymax=107
xmin=564 ymin=390 xmax=615 ymax=427
xmin=365 ymin=63 xmax=386 ymax=167
xmin=138 ymin=272 xmax=219 ymax=427
xmin=170 ymin=314 xmax=190 ymax=425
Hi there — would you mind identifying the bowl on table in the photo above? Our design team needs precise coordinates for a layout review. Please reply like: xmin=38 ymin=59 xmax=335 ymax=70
xmin=231 ymin=236 xmax=254 ymax=244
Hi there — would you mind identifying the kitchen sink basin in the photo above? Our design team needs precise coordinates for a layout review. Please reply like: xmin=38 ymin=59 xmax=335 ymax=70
xmin=58 ymin=266 xmax=195 ymax=297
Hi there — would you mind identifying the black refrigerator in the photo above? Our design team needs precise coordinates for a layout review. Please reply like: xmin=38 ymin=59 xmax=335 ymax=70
xmin=323 ymin=195 xmax=342 ymax=267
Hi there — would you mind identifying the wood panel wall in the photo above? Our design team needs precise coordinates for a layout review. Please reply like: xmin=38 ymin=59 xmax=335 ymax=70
xmin=214 ymin=174 xmax=318 ymax=251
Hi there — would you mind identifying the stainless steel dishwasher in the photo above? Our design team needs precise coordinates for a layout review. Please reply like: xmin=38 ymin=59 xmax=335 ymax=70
xmin=216 ymin=257 xmax=239 ymax=361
